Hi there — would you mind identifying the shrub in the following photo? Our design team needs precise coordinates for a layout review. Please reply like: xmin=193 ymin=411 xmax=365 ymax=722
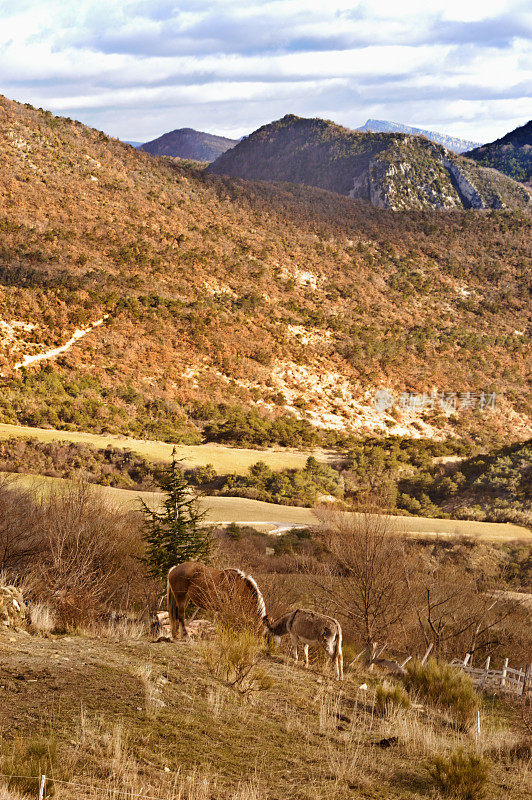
xmin=225 ymin=522 xmax=243 ymax=540
xmin=200 ymin=624 xmax=272 ymax=697
xmin=428 ymin=748 xmax=490 ymax=799
xmin=375 ymin=682 xmax=411 ymax=715
xmin=404 ymin=659 xmax=479 ymax=730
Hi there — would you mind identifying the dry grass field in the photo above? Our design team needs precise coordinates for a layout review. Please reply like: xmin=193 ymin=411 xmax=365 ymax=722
xmin=5 ymin=472 xmax=531 ymax=542
xmin=0 ymin=422 xmax=329 ymax=474
xmin=0 ymin=624 xmax=530 ymax=800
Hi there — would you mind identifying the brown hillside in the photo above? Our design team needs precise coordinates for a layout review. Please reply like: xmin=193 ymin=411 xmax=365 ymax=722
xmin=0 ymin=95 xmax=531 ymax=443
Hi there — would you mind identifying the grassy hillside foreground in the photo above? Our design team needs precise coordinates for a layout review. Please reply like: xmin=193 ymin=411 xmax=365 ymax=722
xmin=0 ymin=626 xmax=530 ymax=800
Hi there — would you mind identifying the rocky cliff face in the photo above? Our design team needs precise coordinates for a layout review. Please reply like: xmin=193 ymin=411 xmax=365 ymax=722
xmin=208 ymin=115 xmax=530 ymax=212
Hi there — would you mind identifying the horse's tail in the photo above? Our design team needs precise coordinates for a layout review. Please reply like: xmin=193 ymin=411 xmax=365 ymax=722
xmin=167 ymin=569 xmax=178 ymax=632
xmin=333 ymin=623 xmax=343 ymax=680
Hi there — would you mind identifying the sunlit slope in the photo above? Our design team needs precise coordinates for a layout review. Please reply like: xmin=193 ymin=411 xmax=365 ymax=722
xmin=0 ymin=95 xmax=530 ymax=442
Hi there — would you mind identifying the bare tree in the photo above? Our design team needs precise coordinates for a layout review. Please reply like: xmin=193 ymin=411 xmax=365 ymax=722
xmin=409 ymin=562 xmax=522 ymax=662
xmin=311 ymin=507 xmax=410 ymax=648
xmin=0 ymin=475 xmax=43 ymax=575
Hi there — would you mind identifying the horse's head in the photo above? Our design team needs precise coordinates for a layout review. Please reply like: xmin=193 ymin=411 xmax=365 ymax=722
xmin=262 ymin=615 xmax=277 ymax=645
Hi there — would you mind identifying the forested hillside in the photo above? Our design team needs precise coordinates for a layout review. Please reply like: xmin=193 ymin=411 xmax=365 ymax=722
xmin=140 ymin=128 xmax=238 ymax=161
xmin=465 ymin=120 xmax=532 ymax=185
xmin=0 ymin=96 xmax=531 ymax=445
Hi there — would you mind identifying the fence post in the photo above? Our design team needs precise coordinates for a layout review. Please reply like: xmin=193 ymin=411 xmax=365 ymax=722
xmin=420 ymin=643 xmax=433 ymax=666
xmin=481 ymin=656 xmax=490 ymax=688
xmin=501 ymin=658 xmax=508 ymax=688
xmin=522 ymin=664 xmax=532 ymax=698
xmin=38 ymin=775 xmax=46 ymax=800
xmin=463 ymin=653 xmax=471 ymax=667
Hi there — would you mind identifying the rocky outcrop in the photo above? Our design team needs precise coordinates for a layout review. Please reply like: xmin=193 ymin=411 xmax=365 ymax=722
xmin=442 ymin=157 xmax=487 ymax=209
xmin=0 ymin=585 xmax=27 ymax=630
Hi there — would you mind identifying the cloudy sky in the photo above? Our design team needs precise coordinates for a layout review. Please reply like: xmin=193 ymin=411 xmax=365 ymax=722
xmin=0 ymin=0 xmax=530 ymax=144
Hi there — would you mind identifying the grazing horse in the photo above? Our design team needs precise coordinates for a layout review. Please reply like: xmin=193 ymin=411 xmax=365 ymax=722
xmin=264 ymin=609 xmax=343 ymax=679
xmin=166 ymin=561 xmax=266 ymax=638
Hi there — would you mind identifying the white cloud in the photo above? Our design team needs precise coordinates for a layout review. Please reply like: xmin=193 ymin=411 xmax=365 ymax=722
xmin=0 ymin=0 xmax=529 ymax=143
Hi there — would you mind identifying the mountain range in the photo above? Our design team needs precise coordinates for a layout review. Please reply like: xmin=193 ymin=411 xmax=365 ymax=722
xmin=140 ymin=128 xmax=238 ymax=162
xmin=465 ymin=120 xmax=532 ymax=185
xmin=0 ymin=95 xmax=530 ymax=444
xmin=207 ymin=115 xmax=530 ymax=212
xmin=358 ymin=119 xmax=481 ymax=154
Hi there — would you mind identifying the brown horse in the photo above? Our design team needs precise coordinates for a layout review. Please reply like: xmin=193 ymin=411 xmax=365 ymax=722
xmin=167 ymin=561 xmax=266 ymax=638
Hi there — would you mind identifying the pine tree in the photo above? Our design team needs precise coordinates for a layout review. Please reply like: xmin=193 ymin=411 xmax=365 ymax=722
xmin=140 ymin=449 xmax=211 ymax=581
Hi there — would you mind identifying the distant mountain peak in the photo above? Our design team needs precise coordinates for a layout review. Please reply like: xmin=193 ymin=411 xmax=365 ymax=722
xmin=140 ymin=128 xmax=238 ymax=162
xmin=464 ymin=120 xmax=531 ymax=185
xmin=207 ymin=114 xmax=530 ymax=212
xmin=358 ymin=119 xmax=481 ymax=154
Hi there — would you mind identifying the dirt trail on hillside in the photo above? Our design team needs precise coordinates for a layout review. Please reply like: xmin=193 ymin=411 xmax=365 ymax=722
xmin=14 ymin=315 xmax=108 ymax=370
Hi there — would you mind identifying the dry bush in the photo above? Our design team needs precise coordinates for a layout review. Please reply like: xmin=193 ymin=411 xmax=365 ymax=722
xmin=0 ymin=476 xmax=43 ymax=576
xmin=375 ymin=682 xmax=411 ymax=715
xmin=28 ymin=602 xmax=56 ymax=635
xmin=404 ymin=659 xmax=479 ymax=730
xmin=200 ymin=623 xmax=272 ymax=697
xmin=33 ymin=483 xmax=148 ymax=628
xmin=428 ymin=748 xmax=490 ymax=799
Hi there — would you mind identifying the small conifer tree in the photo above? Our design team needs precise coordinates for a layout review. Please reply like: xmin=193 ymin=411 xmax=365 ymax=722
xmin=141 ymin=449 xmax=211 ymax=581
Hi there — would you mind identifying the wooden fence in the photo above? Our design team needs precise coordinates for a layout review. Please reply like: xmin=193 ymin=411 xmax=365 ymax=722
xmin=451 ymin=654 xmax=532 ymax=697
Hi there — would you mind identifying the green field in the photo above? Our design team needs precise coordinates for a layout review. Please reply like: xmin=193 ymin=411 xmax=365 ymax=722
xmin=6 ymin=472 xmax=531 ymax=542
xmin=0 ymin=422 xmax=331 ymax=474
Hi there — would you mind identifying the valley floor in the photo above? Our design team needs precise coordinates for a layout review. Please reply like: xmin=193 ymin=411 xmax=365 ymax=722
xmin=0 ymin=422 xmax=329 ymax=474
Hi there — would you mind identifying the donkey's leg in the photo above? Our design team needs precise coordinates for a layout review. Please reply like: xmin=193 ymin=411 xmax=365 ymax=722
xmin=303 ymin=644 xmax=309 ymax=667
xmin=333 ymin=653 xmax=339 ymax=679
xmin=336 ymin=641 xmax=344 ymax=680
xmin=289 ymin=631 xmax=299 ymax=663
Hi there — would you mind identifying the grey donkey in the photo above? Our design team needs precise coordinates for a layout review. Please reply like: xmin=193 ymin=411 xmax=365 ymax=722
xmin=264 ymin=609 xmax=343 ymax=679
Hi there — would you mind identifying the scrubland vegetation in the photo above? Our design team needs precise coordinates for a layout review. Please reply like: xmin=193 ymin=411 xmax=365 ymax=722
xmin=1 ymin=432 xmax=530 ymax=525
xmin=1 ymin=475 xmax=531 ymax=799
xmin=0 ymin=95 xmax=530 ymax=445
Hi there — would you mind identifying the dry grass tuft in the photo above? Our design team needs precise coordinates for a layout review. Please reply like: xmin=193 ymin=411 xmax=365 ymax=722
xmin=29 ymin=602 xmax=56 ymax=635
xmin=375 ymin=681 xmax=411 ymax=715
xmin=0 ymin=782 xmax=27 ymax=800
xmin=428 ymin=748 xmax=490 ymax=799
xmin=404 ymin=658 xmax=479 ymax=730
